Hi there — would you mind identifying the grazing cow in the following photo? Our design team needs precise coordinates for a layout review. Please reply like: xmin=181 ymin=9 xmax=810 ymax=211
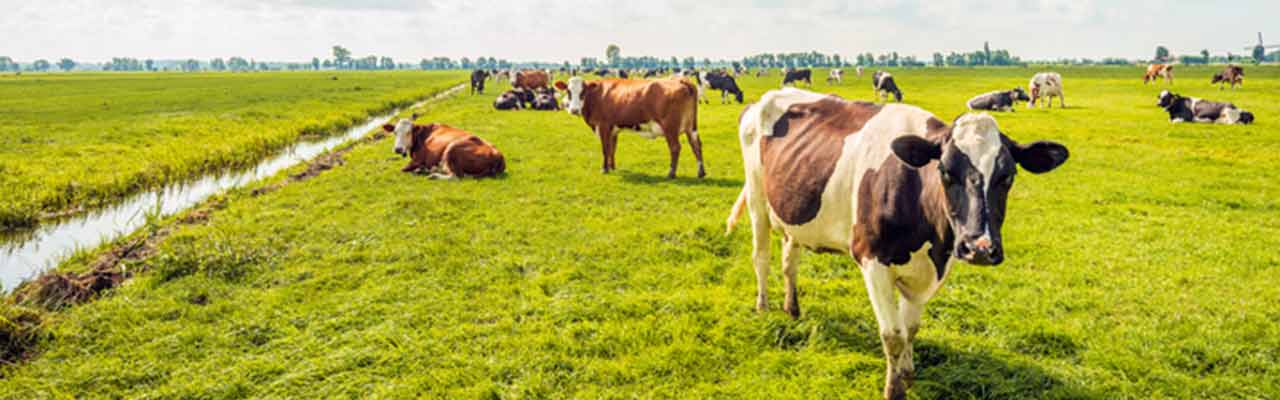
xmin=783 ymin=68 xmax=813 ymax=87
xmin=726 ymin=88 xmax=1069 ymax=400
xmin=827 ymin=69 xmax=844 ymax=84
xmin=513 ymin=69 xmax=550 ymax=91
xmin=700 ymin=71 xmax=745 ymax=104
xmin=1211 ymin=65 xmax=1244 ymax=90
xmin=385 ymin=115 xmax=506 ymax=179
xmin=967 ymin=88 xmax=1031 ymax=112
xmin=1144 ymin=64 xmax=1174 ymax=85
xmin=470 ymin=69 xmax=490 ymax=95
xmin=494 ymin=70 xmax=509 ymax=83
xmin=755 ymin=69 xmax=768 ymax=78
xmin=1028 ymin=72 xmax=1066 ymax=108
xmin=554 ymin=77 xmax=704 ymax=178
xmin=872 ymin=71 xmax=904 ymax=103
xmin=493 ymin=90 xmax=523 ymax=110
xmin=1157 ymin=90 xmax=1254 ymax=125
xmin=856 ymin=66 xmax=865 ymax=79
xmin=643 ymin=69 xmax=660 ymax=79
xmin=530 ymin=87 xmax=560 ymax=111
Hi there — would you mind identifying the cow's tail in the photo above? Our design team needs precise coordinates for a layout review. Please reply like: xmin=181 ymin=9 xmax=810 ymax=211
xmin=726 ymin=187 xmax=748 ymax=236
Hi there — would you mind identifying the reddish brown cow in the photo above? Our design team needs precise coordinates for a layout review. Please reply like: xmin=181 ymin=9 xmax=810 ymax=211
xmin=555 ymin=77 xmax=704 ymax=178
xmin=1144 ymin=64 xmax=1174 ymax=85
xmin=384 ymin=116 xmax=505 ymax=179
xmin=513 ymin=70 xmax=550 ymax=91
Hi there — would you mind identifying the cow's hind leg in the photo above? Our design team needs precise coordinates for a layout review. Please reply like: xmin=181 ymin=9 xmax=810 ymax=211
xmin=861 ymin=259 xmax=911 ymax=400
xmin=596 ymin=126 xmax=614 ymax=173
xmin=749 ymin=200 xmax=772 ymax=313
xmin=685 ymin=128 xmax=705 ymax=179
xmin=663 ymin=130 xmax=681 ymax=179
xmin=781 ymin=235 xmax=802 ymax=318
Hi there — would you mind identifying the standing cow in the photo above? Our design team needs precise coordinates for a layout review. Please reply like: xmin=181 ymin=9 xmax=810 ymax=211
xmin=513 ymin=69 xmax=550 ymax=91
xmin=470 ymin=69 xmax=490 ymax=95
xmin=872 ymin=71 xmax=903 ymax=103
xmin=1144 ymin=64 xmax=1174 ymax=85
xmin=1211 ymin=65 xmax=1244 ymax=90
xmin=783 ymin=68 xmax=813 ymax=87
xmin=386 ymin=115 xmax=506 ymax=179
xmin=699 ymin=71 xmax=745 ymax=104
xmin=555 ymin=77 xmax=704 ymax=178
xmin=856 ymin=65 xmax=865 ymax=79
xmin=727 ymin=88 xmax=1069 ymax=400
xmin=827 ymin=69 xmax=844 ymax=85
xmin=1028 ymin=72 xmax=1066 ymax=108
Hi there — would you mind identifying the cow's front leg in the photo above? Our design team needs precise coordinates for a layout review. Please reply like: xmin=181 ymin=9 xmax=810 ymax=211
xmin=596 ymin=126 xmax=612 ymax=173
xmin=861 ymin=259 xmax=910 ymax=400
xmin=781 ymin=236 xmax=802 ymax=318
xmin=749 ymin=198 xmax=772 ymax=313
xmin=663 ymin=130 xmax=681 ymax=178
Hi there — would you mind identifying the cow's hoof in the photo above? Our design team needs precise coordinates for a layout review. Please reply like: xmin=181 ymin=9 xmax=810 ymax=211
xmin=697 ymin=170 xmax=706 ymax=179
xmin=667 ymin=171 xmax=677 ymax=179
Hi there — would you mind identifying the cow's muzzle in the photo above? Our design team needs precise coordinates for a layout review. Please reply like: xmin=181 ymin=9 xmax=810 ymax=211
xmin=394 ymin=147 xmax=406 ymax=157
xmin=956 ymin=236 xmax=1002 ymax=266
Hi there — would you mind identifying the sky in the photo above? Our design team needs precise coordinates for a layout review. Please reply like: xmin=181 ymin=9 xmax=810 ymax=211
xmin=2 ymin=0 xmax=1274 ymax=63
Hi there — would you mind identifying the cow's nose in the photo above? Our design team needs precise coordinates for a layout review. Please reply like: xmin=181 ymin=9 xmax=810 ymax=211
xmin=957 ymin=238 xmax=1001 ymax=266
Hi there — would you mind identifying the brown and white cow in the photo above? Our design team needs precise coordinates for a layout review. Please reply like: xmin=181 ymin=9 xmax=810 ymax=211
xmin=1144 ymin=64 xmax=1174 ymax=85
xmin=513 ymin=69 xmax=550 ymax=91
xmin=1211 ymin=65 xmax=1244 ymax=90
xmin=726 ymin=88 xmax=1069 ymax=400
xmin=555 ymin=76 xmax=704 ymax=178
xmin=1028 ymin=72 xmax=1065 ymax=108
xmin=385 ymin=115 xmax=506 ymax=179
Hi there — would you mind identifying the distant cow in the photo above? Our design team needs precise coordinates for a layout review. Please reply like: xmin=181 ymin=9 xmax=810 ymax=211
xmin=872 ymin=71 xmax=903 ymax=103
xmin=1144 ymin=64 xmax=1174 ymax=85
xmin=827 ymin=69 xmax=844 ymax=85
xmin=1211 ymin=65 xmax=1244 ymax=90
xmin=967 ymin=88 xmax=1031 ymax=112
xmin=530 ymin=87 xmax=560 ymax=111
xmin=493 ymin=91 xmax=522 ymax=110
xmin=513 ymin=69 xmax=550 ymax=91
xmin=856 ymin=66 xmax=864 ymax=79
xmin=555 ymin=77 xmax=704 ymax=178
xmin=1157 ymin=90 xmax=1254 ymax=125
xmin=1028 ymin=72 xmax=1065 ymax=108
xmin=783 ymin=68 xmax=812 ymax=86
xmin=470 ymin=69 xmax=490 ymax=95
xmin=386 ymin=115 xmax=505 ymax=179
xmin=728 ymin=88 xmax=1069 ymax=400
xmin=699 ymin=71 xmax=745 ymax=104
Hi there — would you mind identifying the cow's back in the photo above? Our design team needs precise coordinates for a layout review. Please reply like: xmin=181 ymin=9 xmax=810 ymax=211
xmin=589 ymin=79 xmax=695 ymax=127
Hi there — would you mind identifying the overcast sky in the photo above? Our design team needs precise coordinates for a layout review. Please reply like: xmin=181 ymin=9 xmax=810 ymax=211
xmin=2 ymin=0 xmax=1273 ymax=63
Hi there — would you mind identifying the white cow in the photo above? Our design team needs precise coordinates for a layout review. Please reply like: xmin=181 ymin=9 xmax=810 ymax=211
xmin=1028 ymin=72 xmax=1065 ymax=108
xmin=827 ymin=69 xmax=844 ymax=85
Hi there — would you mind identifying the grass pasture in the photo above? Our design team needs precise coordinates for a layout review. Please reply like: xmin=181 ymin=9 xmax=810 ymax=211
xmin=0 ymin=71 xmax=465 ymax=228
xmin=3 ymin=66 xmax=1280 ymax=398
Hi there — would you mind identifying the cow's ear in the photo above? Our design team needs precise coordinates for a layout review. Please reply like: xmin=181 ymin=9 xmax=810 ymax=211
xmin=382 ymin=124 xmax=395 ymax=132
xmin=1003 ymin=134 xmax=1069 ymax=174
xmin=891 ymin=135 xmax=942 ymax=168
xmin=554 ymin=81 xmax=568 ymax=91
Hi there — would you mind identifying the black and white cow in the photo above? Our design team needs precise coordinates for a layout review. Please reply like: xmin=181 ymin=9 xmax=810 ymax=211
xmin=727 ymin=88 xmax=1069 ymax=400
xmin=827 ymin=69 xmax=844 ymax=84
xmin=966 ymin=88 xmax=1031 ymax=112
xmin=530 ymin=87 xmax=560 ymax=111
xmin=470 ymin=69 xmax=490 ymax=95
xmin=699 ymin=71 xmax=745 ymax=104
xmin=1157 ymin=90 xmax=1254 ymax=125
xmin=872 ymin=71 xmax=903 ymax=103
xmin=783 ymin=68 xmax=812 ymax=87
xmin=493 ymin=90 xmax=523 ymax=110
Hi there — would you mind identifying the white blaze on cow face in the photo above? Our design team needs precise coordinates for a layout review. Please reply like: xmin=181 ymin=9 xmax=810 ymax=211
xmin=952 ymin=114 xmax=1002 ymax=196
xmin=563 ymin=77 xmax=586 ymax=115
xmin=391 ymin=118 xmax=414 ymax=156
xmin=944 ymin=113 xmax=1008 ymax=264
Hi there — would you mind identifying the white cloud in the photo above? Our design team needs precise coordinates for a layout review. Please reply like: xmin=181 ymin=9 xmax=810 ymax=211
xmin=0 ymin=0 xmax=1273 ymax=62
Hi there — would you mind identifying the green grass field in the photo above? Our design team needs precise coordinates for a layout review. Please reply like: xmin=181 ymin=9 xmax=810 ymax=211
xmin=3 ymin=66 xmax=1280 ymax=399
xmin=0 ymin=71 xmax=464 ymax=228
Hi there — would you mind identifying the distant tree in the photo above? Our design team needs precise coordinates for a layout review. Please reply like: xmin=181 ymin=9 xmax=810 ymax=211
xmin=145 ymin=59 xmax=155 ymax=71
xmin=311 ymin=57 xmax=320 ymax=70
xmin=0 ymin=56 xmax=14 ymax=72
xmin=1155 ymin=46 xmax=1170 ymax=62
xmin=32 ymin=59 xmax=50 ymax=71
xmin=322 ymin=59 xmax=332 ymax=68
xmin=606 ymin=44 xmax=621 ymax=66
xmin=380 ymin=56 xmax=395 ymax=70
xmin=183 ymin=59 xmax=200 ymax=71
xmin=1200 ymin=49 xmax=1211 ymax=63
xmin=228 ymin=57 xmax=249 ymax=71
xmin=210 ymin=58 xmax=226 ymax=71
xmin=332 ymin=45 xmax=352 ymax=69
xmin=983 ymin=41 xmax=992 ymax=65
xmin=58 ymin=58 xmax=76 ymax=71
xmin=932 ymin=52 xmax=944 ymax=67
xmin=257 ymin=62 xmax=269 ymax=71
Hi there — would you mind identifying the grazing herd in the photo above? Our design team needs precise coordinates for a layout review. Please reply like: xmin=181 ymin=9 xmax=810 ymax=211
xmin=391 ymin=63 xmax=1259 ymax=399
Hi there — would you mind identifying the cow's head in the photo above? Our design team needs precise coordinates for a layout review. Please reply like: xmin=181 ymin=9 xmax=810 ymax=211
xmin=555 ymin=77 xmax=589 ymax=115
xmin=385 ymin=113 xmax=420 ymax=157
xmin=1157 ymin=90 xmax=1177 ymax=108
xmin=891 ymin=113 xmax=1069 ymax=266
xmin=1011 ymin=87 xmax=1031 ymax=102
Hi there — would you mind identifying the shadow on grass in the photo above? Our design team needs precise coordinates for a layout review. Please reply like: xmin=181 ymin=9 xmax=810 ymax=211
xmin=908 ymin=339 xmax=1101 ymax=399
xmin=617 ymin=171 xmax=742 ymax=188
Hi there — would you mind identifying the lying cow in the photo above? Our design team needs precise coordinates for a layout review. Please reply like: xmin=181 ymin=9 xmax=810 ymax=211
xmin=700 ymin=71 xmax=745 ymax=104
xmin=872 ymin=71 xmax=903 ymax=103
xmin=1028 ymin=72 xmax=1066 ymax=108
xmin=470 ymin=69 xmax=490 ymax=95
xmin=493 ymin=89 xmax=531 ymax=110
xmin=727 ymin=88 xmax=1069 ymax=400
xmin=1211 ymin=65 xmax=1244 ymax=90
xmin=783 ymin=68 xmax=812 ymax=87
xmin=386 ymin=115 xmax=506 ymax=179
xmin=827 ymin=69 xmax=844 ymax=85
xmin=1144 ymin=64 xmax=1174 ymax=85
xmin=555 ymin=77 xmax=705 ymax=178
xmin=530 ymin=87 xmax=560 ymax=111
xmin=967 ymin=87 xmax=1031 ymax=112
xmin=1157 ymin=90 xmax=1254 ymax=125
